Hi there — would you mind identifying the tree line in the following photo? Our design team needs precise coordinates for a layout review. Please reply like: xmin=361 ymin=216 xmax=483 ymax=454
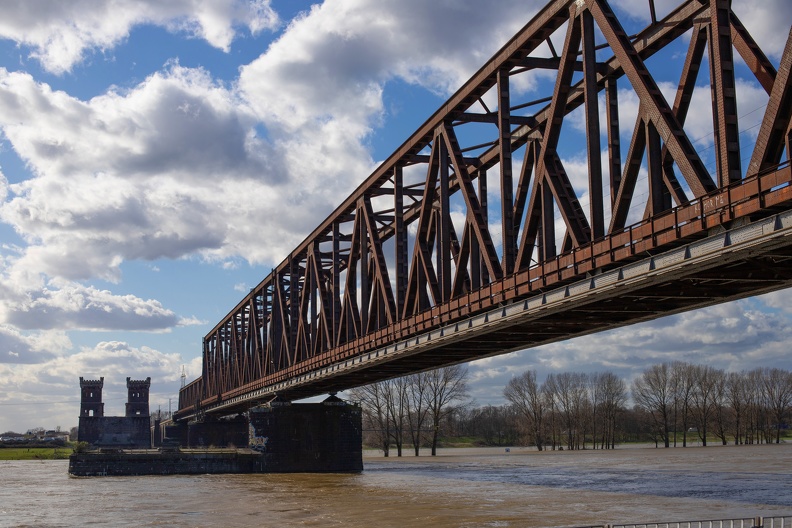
xmin=632 ymin=362 xmax=792 ymax=447
xmin=349 ymin=364 xmax=470 ymax=456
xmin=351 ymin=362 xmax=792 ymax=455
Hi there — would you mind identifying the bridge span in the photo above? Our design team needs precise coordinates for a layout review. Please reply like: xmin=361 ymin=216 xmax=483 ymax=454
xmin=176 ymin=0 xmax=792 ymax=422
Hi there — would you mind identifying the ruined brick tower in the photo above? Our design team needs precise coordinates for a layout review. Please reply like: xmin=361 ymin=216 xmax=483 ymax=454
xmin=79 ymin=377 xmax=104 ymax=418
xmin=125 ymin=377 xmax=151 ymax=417
xmin=77 ymin=376 xmax=152 ymax=448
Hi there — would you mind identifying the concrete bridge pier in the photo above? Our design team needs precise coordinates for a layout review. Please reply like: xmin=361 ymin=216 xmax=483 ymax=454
xmin=248 ymin=396 xmax=363 ymax=472
xmin=161 ymin=395 xmax=363 ymax=472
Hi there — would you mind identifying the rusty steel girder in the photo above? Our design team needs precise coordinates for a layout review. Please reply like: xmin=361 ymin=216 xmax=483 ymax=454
xmin=178 ymin=0 xmax=792 ymax=417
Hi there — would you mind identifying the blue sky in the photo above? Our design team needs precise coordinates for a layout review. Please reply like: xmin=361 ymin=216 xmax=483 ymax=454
xmin=0 ymin=0 xmax=790 ymax=433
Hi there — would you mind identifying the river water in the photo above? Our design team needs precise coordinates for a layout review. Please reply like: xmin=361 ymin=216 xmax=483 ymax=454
xmin=1 ymin=444 xmax=790 ymax=527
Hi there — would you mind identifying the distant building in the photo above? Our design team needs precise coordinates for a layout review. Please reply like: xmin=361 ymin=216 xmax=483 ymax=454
xmin=77 ymin=377 xmax=152 ymax=448
xmin=41 ymin=430 xmax=70 ymax=443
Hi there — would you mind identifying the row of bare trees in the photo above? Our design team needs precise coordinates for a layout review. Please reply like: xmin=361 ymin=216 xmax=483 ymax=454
xmin=352 ymin=363 xmax=792 ymax=454
xmin=502 ymin=370 xmax=628 ymax=451
xmin=349 ymin=364 xmax=470 ymax=456
xmin=500 ymin=364 xmax=792 ymax=450
xmin=632 ymin=362 xmax=792 ymax=447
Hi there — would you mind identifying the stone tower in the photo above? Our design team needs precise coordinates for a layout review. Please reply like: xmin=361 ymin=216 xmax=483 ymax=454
xmin=79 ymin=377 xmax=104 ymax=417
xmin=125 ymin=377 xmax=151 ymax=417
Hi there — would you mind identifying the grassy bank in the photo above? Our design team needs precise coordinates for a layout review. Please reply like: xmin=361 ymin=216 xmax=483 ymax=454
xmin=0 ymin=447 xmax=73 ymax=460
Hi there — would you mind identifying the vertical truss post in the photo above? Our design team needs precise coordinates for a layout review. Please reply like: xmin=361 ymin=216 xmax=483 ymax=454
xmin=581 ymin=9 xmax=604 ymax=239
xmin=541 ymin=181 xmax=556 ymax=260
xmin=498 ymin=68 xmax=516 ymax=274
xmin=332 ymin=223 xmax=341 ymax=346
xmin=310 ymin=241 xmax=319 ymax=354
xmin=201 ymin=337 xmax=209 ymax=399
xmin=438 ymin=132 xmax=452 ymax=302
xmin=472 ymin=169 xmax=488 ymax=288
xmin=270 ymin=272 xmax=283 ymax=371
xmin=709 ymin=0 xmax=742 ymax=186
xmin=647 ymin=122 xmax=670 ymax=214
xmin=358 ymin=198 xmax=370 ymax=333
xmin=288 ymin=258 xmax=299 ymax=363
xmin=255 ymin=288 xmax=267 ymax=378
xmin=394 ymin=167 xmax=408 ymax=316
xmin=605 ymin=79 xmax=621 ymax=209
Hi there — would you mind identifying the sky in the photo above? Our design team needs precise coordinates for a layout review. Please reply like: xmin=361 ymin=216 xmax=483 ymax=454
xmin=0 ymin=0 xmax=790 ymax=434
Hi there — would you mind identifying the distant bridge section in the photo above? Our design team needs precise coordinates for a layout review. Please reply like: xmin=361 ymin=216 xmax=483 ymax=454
xmin=177 ymin=0 xmax=792 ymax=421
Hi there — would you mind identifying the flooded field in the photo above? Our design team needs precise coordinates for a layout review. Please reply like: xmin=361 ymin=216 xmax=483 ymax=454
xmin=0 ymin=443 xmax=789 ymax=527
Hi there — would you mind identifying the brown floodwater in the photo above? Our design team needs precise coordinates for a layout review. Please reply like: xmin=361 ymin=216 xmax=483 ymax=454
xmin=0 ymin=443 xmax=790 ymax=527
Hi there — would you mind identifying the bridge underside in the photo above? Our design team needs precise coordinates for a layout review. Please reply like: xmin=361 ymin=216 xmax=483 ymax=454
xmin=186 ymin=206 xmax=792 ymax=418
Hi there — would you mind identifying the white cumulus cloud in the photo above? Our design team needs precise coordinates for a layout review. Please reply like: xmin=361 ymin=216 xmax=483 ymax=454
xmin=0 ymin=0 xmax=279 ymax=75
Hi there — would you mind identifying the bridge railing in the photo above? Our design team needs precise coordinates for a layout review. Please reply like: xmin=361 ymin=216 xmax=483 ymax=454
xmin=571 ymin=517 xmax=791 ymax=528
xmin=609 ymin=516 xmax=791 ymax=528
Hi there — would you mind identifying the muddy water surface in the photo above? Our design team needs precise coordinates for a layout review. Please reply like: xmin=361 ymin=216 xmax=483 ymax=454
xmin=0 ymin=443 xmax=789 ymax=527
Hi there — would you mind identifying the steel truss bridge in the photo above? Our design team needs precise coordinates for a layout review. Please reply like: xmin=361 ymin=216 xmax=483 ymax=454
xmin=176 ymin=0 xmax=792 ymax=421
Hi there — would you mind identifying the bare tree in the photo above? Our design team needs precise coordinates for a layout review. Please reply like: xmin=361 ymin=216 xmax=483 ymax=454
xmin=384 ymin=377 xmax=409 ymax=456
xmin=349 ymin=382 xmax=392 ymax=456
xmin=726 ymin=371 xmax=747 ymax=445
xmin=711 ymin=369 xmax=729 ymax=445
xmin=759 ymin=367 xmax=792 ymax=444
xmin=406 ymin=372 xmax=431 ymax=456
xmin=595 ymin=372 xmax=627 ymax=449
xmin=670 ymin=361 xmax=695 ymax=447
xmin=504 ymin=370 xmax=546 ymax=450
xmin=426 ymin=365 xmax=470 ymax=455
xmin=691 ymin=365 xmax=724 ymax=446
xmin=632 ymin=363 xmax=673 ymax=447
xmin=589 ymin=373 xmax=603 ymax=449
xmin=542 ymin=375 xmax=561 ymax=450
xmin=744 ymin=368 xmax=767 ymax=444
xmin=551 ymin=372 xmax=588 ymax=450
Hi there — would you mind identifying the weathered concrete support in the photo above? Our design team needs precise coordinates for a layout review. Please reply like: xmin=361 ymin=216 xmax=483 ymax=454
xmin=187 ymin=415 xmax=248 ymax=448
xmin=248 ymin=397 xmax=363 ymax=472
xmin=152 ymin=418 xmax=162 ymax=448
xmin=79 ymin=416 xmax=151 ymax=448
xmin=69 ymin=451 xmax=273 ymax=476
xmin=163 ymin=422 xmax=188 ymax=446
